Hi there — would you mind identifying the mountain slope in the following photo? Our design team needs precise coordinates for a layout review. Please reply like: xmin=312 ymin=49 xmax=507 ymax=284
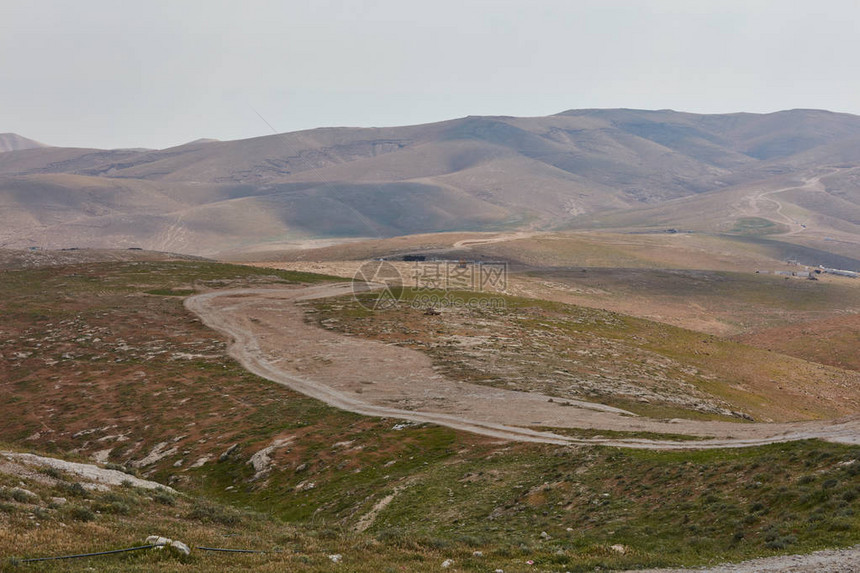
xmin=3 ymin=109 xmax=860 ymax=256
xmin=0 ymin=133 xmax=48 ymax=152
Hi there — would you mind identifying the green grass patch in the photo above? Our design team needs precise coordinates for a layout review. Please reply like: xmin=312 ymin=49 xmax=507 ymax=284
xmin=730 ymin=217 xmax=787 ymax=235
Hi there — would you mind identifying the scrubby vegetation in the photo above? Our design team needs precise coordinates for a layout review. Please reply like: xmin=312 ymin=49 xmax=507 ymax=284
xmin=312 ymin=288 xmax=860 ymax=422
xmin=1 ymin=259 xmax=858 ymax=572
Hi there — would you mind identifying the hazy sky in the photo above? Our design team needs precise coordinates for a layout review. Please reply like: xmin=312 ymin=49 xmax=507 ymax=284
xmin=3 ymin=0 xmax=860 ymax=149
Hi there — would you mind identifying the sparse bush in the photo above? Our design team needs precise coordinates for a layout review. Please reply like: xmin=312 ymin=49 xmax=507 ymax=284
xmin=32 ymin=506 xmax=51 ymax=520
xmin=105 ymin=463 xmax=139 ymax=477
xmin=93 ymin=500 xmax=131 ymax=515
xmin=828 ymin=519 xmax=852 ymax=532
xmin=153 ymin=490 xmax=176 ymax=506
xmin=57 ymin=481 xmax=89 ymax=498
xmin=38 ymin=467 xmax=65 ymax=480
xmin=187 ymin=500 xmax=242 ymax=525
xmin=765 ymin=535 xmax=795 ymax=550
xmin=417 ymin=536 xmax=450 ymax=550
xmin=375 ymin=527 xmax=415 ymax=548
xmin=454 ymin=534 xmax=484 ymax=547
xmin=10 ymin=489 xmax=36 ymax=503
xmin=65 ymin=505 xmax=95 ymax=522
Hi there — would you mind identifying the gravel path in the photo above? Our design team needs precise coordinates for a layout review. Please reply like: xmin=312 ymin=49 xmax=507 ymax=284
xmin=627 ymin=545 xmax=860 ymax=572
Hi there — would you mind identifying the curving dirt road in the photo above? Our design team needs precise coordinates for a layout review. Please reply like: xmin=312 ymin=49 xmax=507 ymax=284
xmin=625 ymin=544 xmax=860 ymax=573
xmin=185 ymin=284 xmax=860 ymax=450
xmin=452 ymin=231 xmax=539 ymax=249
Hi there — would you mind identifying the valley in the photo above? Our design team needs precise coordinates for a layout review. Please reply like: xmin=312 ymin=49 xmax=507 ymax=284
xmin=2 ymin=109 xmax=860 ymax=572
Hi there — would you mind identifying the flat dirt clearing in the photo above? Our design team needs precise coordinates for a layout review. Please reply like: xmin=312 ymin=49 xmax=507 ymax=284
xmin=186 ymin=284 xmax=860 ymax=449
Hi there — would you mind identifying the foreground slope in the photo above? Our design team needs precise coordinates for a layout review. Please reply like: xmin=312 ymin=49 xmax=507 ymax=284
xmin=1 ymin=255 xmax=859 ymax=572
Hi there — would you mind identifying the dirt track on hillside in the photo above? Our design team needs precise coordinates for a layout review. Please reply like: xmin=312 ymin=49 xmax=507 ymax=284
xmin=185 ymin=284 xmax=860 ymax=449
xmin=626 ymin=544 xmax=860 ymax=573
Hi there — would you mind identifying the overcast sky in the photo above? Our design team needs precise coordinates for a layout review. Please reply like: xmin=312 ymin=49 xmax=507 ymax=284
xmin=3 ymin=0 xmax=860 ymax=149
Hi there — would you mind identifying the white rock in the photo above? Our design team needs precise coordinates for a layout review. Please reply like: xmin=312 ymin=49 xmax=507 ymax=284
xmin=441 ymin=558 xmax=454 ymax=568
xmin=170 ymin=540 xmax=191 ymax=555
xmin=328 ymin=554 xmax=342 ymax=563
xmin=11 ymin=487 xmax=38 ymax=500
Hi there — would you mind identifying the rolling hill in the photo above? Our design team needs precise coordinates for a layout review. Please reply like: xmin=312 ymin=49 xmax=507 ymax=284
xmin=0 ymin=133 xmax=48 ymax=153
xmin=2 ymin=109 xmax=860 ymax=257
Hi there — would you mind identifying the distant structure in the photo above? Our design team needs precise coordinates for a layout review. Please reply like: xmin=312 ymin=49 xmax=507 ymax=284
xmin=820 ymin=266 xmax=859 ymax=278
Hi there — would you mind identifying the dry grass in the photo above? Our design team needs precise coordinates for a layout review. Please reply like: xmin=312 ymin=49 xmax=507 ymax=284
xmin=2 ymin=259 xmax=860 ymax=571
xmin=311 ymin=288 xmax=860 ymax=422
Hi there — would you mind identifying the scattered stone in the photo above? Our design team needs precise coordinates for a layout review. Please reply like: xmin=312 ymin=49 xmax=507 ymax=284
xmin=540 ymin=531 xmax=550 ymax=539
xmin=610 ymin=544 xmax=628 ymax=554
xmin=441 ymin=558 xmax=454 ymax=568
xmin=11 ymin=487 xmax=38 ymax=501
xmin=146 ymin=535 xmax=171 ymax=546
xmin=473 ymin=551 xmax=483 ymax=557
xmin=170 ymin=540 xmax=191 ymax=555
xmin=248 ymin=437 xmax=293 ymax=480
xmin=145 ymin=535 xmax=190 ymax=555
xmin=328 ymin=554 xmax=342 ymax=563
xmin=91 ymin=448 xmax=112 ymax=464
xmin=132 ymin=442 xmax=178 ymax=468
xmin=219 ymin=443 xmax=239 ymax=462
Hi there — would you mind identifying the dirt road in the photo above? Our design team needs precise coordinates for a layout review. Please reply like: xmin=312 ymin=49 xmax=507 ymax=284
xmin=185 ymin=284 xmax=860 ymax=450
xmin=626 ymin=544 xmax=860 ymax=573
xmin=452 ymin=231 xmax=539 ymax=249
xmin=744 ymin=170 xmax=840 ymax=235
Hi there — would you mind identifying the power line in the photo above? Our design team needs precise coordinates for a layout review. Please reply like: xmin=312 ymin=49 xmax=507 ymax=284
xmin=251 ymin=105 xmax=280 ymax=135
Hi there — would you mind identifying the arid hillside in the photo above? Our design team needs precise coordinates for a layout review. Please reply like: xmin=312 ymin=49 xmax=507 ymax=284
xmin=3 ymin=109 xmax=860 ymax=256
xmin=0 ymin=133 xmax=48 ymax=153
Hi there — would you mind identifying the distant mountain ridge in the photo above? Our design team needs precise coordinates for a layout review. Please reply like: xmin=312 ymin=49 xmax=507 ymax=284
xmin=2 ymin=109 xmax=860 ymax=256
xmin=0 ymin=133 xmax=48 ymax=153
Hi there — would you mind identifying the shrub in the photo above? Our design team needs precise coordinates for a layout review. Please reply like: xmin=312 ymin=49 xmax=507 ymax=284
xmin=153 ymin=490 xmax=176 ymax=506
xmin=187 ymin=501 xmax=242 ymax=525
xmin=66 ymin=505 xmax=96 ymax=522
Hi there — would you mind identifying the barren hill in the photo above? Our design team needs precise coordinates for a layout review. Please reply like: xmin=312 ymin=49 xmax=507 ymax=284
xmin=0 ymin=133 xmax=48 ymax=153
xmin=3 ymin=109 xmax=860 ymax=256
